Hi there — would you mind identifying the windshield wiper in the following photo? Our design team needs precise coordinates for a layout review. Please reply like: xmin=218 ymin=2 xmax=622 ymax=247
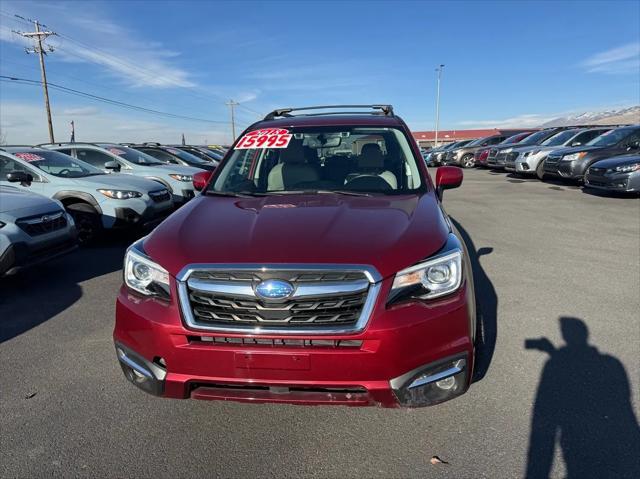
xmin=205 ymin=191 xmax=256 ymax=198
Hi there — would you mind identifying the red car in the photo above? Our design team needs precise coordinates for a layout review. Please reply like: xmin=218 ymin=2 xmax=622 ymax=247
xmin=114 ymin=105 xmax=477 ymax=408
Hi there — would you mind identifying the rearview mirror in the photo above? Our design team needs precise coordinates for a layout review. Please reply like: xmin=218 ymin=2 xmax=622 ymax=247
xmin=6 ymin=171 xmax=33 ymax=185
xmin=105 ymin=160 xmax=121 ymax=172
xmin=435 ymin=166 xmax=463 ymax=200
xmin=193 ymin=170 xmax=214 ymax=191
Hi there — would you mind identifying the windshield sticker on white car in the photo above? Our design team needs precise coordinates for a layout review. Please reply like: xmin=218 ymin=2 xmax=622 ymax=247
xmin=107 ymin=147 xmax=127 ymax=156
xmin=235 ymin=128 xmax=292 ymax=149
xmin=14 ymin=152 xmax=44 ymax=162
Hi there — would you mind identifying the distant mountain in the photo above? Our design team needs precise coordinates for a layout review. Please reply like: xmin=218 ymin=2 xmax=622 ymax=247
xmin=541 ymin=106 xmax=640 ymax=127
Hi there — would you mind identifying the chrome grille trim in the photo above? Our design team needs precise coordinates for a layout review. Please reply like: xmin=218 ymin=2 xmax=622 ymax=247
xmin=176 ymin=264 xmax=382 ymax=335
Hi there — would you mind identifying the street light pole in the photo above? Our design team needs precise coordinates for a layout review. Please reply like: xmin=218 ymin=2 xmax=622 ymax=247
xmin=434 ymin=64 xmax=444 ymax=148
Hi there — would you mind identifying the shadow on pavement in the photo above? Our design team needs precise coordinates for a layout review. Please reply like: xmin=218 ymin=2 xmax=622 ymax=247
xmin=525 ymin=317 xmax=640 ymax=479
xmin=450 ymin=218 xmax=498 ymax=383
xmin=0 ymin=232 xmax=131 ymax=343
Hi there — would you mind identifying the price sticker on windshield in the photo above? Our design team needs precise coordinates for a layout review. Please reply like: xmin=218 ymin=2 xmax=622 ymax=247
xmin=235 ymin=128 xmax=292 ymax=150
xmin=14 ymin=152 xmax=44 ymax=162
xmin=107 ymin=148 xmax=126 ymax=156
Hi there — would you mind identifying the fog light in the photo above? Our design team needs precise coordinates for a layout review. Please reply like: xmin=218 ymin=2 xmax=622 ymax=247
xmin=390 ymin=355 xmax=468 ymax=407
xmin=115 ymin=344 xmax=166 ymax=396
xmin=522 ymin=163 xmax=530 ymax=171
xmin=436 ymin=376 xmax=456 ymax=390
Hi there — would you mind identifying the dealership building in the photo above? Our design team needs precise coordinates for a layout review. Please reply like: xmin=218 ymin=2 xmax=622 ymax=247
xmin=412 ymin=128 xmax=528 ymax=148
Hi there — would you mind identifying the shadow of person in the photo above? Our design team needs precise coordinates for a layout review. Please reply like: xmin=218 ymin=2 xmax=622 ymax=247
xmin=525 ymin=317 xmax=640 ymax=478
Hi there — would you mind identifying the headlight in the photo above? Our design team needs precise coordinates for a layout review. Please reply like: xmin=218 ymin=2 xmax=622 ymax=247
xmin=98 ymin=189 xmax=143 ymax=199
xmin=390 ymin=248 xmax=463 ymax=301
xmin=124 ymin=242 xmax=171 ymax=299
xmin=562 ymin=152 xmax=587 ymax=162
xmin=613 ymin=163 xmax=640 ymax=173
xmin=169 ymin=174 xmax=193 ymax=182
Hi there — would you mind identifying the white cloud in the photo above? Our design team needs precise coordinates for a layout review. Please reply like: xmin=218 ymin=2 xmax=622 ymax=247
xmin=582 ymin=42 xmax=640 ymax=74
xmin=0 ymin=3 xmax=195 ymax=89
xmin=60 ymin=107 xmax=100 ymax=116
xmin=457 ymin=114 xmax=555 ymax=128
xmin=0 ymin=101 xmax=230 ymax=145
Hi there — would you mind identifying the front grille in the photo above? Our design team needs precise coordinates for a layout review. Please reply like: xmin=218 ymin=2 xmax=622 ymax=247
xmin=504 ymin=152 xmax=519 ymax=167
xmin=179 ymin=266 xmax=380 ymax=334
xmin=190 ymin=291 xmax=366 ymax=325
xmin=545 ymin=156 xmax=561 ymax=172
xmin=488 ymin=148 xmax=498 ymax=159
xmin=149 ymin=189 xmax=170 ymax=203
xmin=16 ymin=211 xmax=67 ymax=236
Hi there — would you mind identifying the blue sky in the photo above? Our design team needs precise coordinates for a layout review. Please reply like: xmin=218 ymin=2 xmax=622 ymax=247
xmin=0 ymin=0 xmax=639 ymax=144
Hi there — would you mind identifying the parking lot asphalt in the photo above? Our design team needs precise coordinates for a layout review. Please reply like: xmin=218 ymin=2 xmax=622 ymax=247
xmin=1 ymin=169 xmax=639 ymax=479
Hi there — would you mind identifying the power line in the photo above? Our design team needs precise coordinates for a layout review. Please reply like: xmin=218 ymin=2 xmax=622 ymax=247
xmin=0 ymin=75 xmax=246 ymax=126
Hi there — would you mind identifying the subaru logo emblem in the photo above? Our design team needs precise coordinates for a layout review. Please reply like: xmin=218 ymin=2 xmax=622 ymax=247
xmin=255 ymin=279 xmax=295 ymax=301
xmin=41 ymin=215 xmax=50 ymax=223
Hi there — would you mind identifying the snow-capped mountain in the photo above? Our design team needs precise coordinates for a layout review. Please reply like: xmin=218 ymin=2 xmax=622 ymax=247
xmin=541 ymin=106 xmax=640 ymax=127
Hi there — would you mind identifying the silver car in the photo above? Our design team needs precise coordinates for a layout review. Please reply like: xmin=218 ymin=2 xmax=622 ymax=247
xmin=41 ymin=143 xmax=204 ymax=205
xmin=509 ymin=128 xmax=611 ymax=178
xmin=0 ymin=185 xmax=77 ymax=277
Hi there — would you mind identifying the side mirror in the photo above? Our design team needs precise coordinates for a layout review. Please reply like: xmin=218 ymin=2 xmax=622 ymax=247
xmin=193 ymin=170 xmax=214 ymax=191
xmin=435 ymin=166 xmax=463 ymax=200
xmin=6 ymin=171 xmax=33 ymax=185
xmin=628 ymin=140 xmax=640 ymax=150
xmin=104 ymin=161 xmax=121 ymax=172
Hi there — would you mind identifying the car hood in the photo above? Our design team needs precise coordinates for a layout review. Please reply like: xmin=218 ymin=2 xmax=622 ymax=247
xmin=0 ymin=185 xmax=61 ymax=214
xmin=146 ymin=164 xmax=205 ymax=175
xmin=67 ymin=174 xmax=169 ymax=192
xmin=546 ymin=145 xmax=603 ymax=157
xmin=144 ymin=192 xmax=451 ymax=279
xmin=591 ymin=154 xmax=640 ymax=169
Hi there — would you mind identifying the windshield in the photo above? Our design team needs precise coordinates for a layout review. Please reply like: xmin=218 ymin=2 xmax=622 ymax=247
xmin=519 ymin=130 xmax=555 ymax=145
xmin=500 ymin=134 xmax=524 ymax=144
xmin=208 ymin=126 xmax=424 ymax=196
xmin=100 ymin=145 xmax=165 ymax=165
xmin=466 ymin=137 xmax=487 ymax=147
xmin=587 ymin=128 xmax=635 ymax=147
xmin=10 ymin=150 xmax=104 ymax=178
xmin=541 ymin=129 xmax=581 ymax=146
xmin=164 ymin=147 xmax=208 ymax=165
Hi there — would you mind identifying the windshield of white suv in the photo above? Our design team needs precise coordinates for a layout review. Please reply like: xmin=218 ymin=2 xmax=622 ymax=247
xmin=8 ymin=149 xmax=104 ymax=178
xmin=541 ymin=129 xmax=581 ymax=146
xmin=98 ymin=145 xmax=165 ymax=165
xmin=586 ymin=128 xmax=636 ymax=147
xmin=209 ymin=126 xmax=424 ymax=196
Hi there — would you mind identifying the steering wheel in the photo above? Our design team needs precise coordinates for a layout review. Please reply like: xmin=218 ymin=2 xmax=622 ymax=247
xmin=57 ymin=168 xmax=71 ymax=176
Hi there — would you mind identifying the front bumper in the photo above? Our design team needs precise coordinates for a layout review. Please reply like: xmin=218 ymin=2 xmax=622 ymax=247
xmin=544 ymin=158 xmax=584 ymax=179
xmin=114 ymin=281 xmax=474 ymax=408
xmin=0 ymin=234 xmax=77 ymax=277
xmin=585 ymin=171 xmax=640 ymax=192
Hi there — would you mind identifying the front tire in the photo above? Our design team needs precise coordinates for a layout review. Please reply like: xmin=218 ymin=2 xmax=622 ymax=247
xmin=66 ymin=203 xmax=102 ymax=245
xmin=536 ymin=160 xmax=546 ymax=180
xmin=461 ymin=154 xmax=476 ymax=168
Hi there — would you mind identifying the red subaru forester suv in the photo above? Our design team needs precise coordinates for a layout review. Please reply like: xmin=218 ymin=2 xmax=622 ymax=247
xmin=114 ymin=105 xmax=476 ymax=407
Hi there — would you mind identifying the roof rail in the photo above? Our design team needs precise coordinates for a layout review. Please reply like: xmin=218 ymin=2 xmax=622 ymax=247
xmin=36 ymin=141 xmax=101 ymax=147
xmin=263 ymin=104 xmax=394 ymax=121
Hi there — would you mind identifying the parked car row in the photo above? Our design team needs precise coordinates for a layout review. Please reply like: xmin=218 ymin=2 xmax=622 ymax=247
xmin=0 ymin=142 xmax=225 ymax=276
xmin=436 ymin=125 xmax=640 ymax=194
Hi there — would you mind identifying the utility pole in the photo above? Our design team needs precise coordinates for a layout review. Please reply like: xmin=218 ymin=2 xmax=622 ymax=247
xmin=15 ymin=20 xmax=56 ymax=143
xmin=225 ymin=99 xmax=238 ymax=142
xmin=434 ymin=64 xmax=444 ymax=147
